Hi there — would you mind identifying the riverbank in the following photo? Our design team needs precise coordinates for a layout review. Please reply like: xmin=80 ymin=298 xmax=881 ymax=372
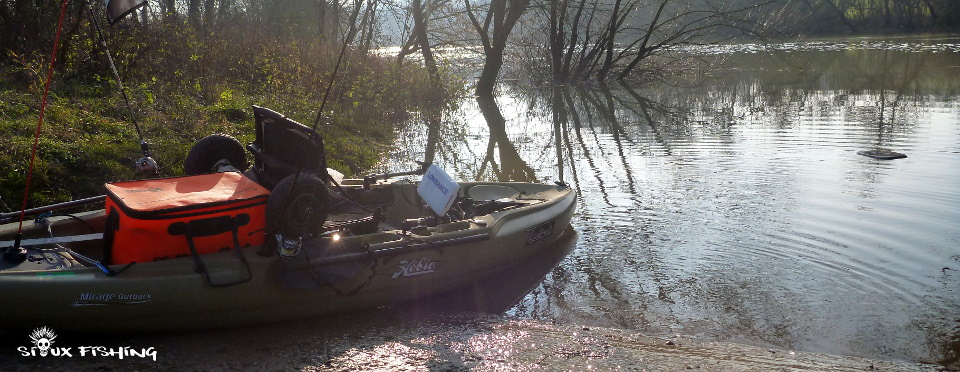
xmin=0 ymin=22 xmax=450 ymax=211
xmin=2 ymin=313 xmax=943 ymax=371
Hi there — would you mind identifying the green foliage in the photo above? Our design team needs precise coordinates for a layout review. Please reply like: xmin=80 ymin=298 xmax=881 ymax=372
xmin=0 ymin=16 xmax=452 ymax=213
xmin=777 ymin=0 xmax=958 ymax=34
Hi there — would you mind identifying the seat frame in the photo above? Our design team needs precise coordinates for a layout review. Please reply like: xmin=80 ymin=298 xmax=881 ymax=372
xmin=248 ymin=106 xmax=331 ymax=190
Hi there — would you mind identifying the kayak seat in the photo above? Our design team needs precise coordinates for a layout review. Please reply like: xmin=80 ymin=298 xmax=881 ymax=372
xmin=248 ymin=106 xmax=329 ymax=190
xmin=466 ymin=184 xmax=522 ymax=201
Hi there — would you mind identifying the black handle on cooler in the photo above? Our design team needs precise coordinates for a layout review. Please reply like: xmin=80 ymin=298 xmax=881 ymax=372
xmin=168 ymin=214 xmax=253 ymax=287
xmin=168 ymin=214 xmax=250 ymax=238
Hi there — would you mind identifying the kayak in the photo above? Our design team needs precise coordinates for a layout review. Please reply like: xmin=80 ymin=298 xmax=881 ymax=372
xmin=0 ymin=178 xmax=574 ymax=332
xmin=0 ymin=106 xmax=575 ymax=332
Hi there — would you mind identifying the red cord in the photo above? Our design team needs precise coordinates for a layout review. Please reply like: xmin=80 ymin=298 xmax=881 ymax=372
xmin=15 ymin=0 xmax=72 ymax=236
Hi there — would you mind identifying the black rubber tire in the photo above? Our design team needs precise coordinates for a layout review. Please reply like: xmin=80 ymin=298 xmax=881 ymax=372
xmin=183 ymin=134 xmax=249 ymax=175
xmin=266 ymin=173 xmax=329 ymax=238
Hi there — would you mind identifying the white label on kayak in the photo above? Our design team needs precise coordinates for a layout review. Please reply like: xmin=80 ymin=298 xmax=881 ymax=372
xmin=417 ymin=164 xmax=460 ymax=216
xmin=392 ymin=257 xmax=437 ymax=278
xmin=526 ymin=220 xmax=555 ymax=247
xmin=72 ymin=292 xmax=153 ymax=306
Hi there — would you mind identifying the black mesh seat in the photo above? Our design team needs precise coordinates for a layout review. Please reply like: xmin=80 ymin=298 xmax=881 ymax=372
xmin=248 ymin=106 xmax=329 ymax=190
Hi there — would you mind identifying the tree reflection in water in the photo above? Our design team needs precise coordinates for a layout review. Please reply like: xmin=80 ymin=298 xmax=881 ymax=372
xmin=476 ymin=95 xmax=538 ymax=182
xmin=392 ymin=40 xmax=960 ymax=367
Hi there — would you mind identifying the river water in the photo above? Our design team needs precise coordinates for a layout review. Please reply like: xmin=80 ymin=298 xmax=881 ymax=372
xmin=383 ymin=35 xmax=960 ymax=365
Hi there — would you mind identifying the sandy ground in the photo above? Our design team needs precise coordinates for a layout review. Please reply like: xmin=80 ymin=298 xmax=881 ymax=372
xmin=1 ymin=310 xmax=949 ymax=372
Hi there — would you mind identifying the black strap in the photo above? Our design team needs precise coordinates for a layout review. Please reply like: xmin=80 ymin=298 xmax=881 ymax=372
xmin=102 ymin=207 xmax=120 ymax=265
xmin=168 ymin=214 xmax=253 ymax=287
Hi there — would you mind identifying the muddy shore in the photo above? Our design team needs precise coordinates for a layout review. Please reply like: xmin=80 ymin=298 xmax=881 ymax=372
xmin=1 ymin=311 xmax=944 ymax=371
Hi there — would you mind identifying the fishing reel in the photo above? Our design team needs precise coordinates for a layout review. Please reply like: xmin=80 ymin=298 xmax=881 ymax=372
xmin=275 ymin=235 xmax=302 ymax=258
xmin=130 ymin=141 xmax=158 ymax=176
xmin=135 ymin=156 xmax=158 ymax=175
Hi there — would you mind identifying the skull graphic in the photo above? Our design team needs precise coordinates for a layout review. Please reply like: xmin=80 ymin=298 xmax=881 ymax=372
xmin=29 ymin=327 xmax=57 ymax=356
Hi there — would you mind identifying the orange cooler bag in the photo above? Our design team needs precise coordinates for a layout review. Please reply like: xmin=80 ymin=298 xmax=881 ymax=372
xmin=104 ymin=172 xmax=270 ymax=264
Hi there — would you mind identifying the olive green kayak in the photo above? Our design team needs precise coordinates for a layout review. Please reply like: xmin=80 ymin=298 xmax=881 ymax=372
xmin=0 ymin=180 xmax=575 ymax=332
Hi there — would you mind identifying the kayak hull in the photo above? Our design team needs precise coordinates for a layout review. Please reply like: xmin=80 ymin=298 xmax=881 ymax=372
xmin=0 ymin=181 xmax=575 ymax=332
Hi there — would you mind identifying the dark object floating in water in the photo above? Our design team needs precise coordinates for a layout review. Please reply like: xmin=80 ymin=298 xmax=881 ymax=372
xmin=858 ymin=149 xmax=907 ymax=160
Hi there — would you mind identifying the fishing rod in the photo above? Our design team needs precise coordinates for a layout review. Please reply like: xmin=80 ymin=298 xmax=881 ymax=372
xmin=85 ymin=0 xmax=157 ymax=175
xmin=271 ymin=3 xmax=365 ymax=253
xmin=2 ymin=0 xmax=72 ymax=261
xmin=0 ymin=195 xmax=107 ymax=225
xmin=310 ymin=16 xmax=358 ymax=132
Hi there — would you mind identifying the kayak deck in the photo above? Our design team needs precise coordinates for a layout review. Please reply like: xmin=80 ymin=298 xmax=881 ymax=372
xmin=0 ymin=180 xmax=575 ymax=331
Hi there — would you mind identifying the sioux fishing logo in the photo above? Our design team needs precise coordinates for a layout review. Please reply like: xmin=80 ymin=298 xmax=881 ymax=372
xmin=17 ymin=326 xmax=158 ymax=360
xmin=21 ymin=327 xmax=68 ymax=357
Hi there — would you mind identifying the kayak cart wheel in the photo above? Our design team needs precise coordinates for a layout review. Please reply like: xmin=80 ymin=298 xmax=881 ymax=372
xmin=266 ymin=173 xmax=329 ymax=239
xmin=184 ymin=134 xmax=249 ymax=175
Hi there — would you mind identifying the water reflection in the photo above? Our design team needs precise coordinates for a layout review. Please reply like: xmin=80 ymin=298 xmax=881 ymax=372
xmin=389 ymin=38 xmax=960 ymax=367
xmin=398 ymin=227 xmax=578 ymax=314
xmin=476 ymin=96 xmax=537 ymax=182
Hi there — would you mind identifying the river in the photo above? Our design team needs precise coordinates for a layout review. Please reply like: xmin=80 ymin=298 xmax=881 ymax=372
xmin=381 ymin=34 xmax=960 ymax=366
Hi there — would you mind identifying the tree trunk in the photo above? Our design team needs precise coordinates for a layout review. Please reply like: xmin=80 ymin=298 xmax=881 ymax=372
xmin=361 ymin=0 xmax=377 ymax=52
xmin=476 ymin=95 xmax=536 ymax=181
xmin=548 ymin=0 xmax=566 ymax=81
xmin=317 ymin=0 xmax=328 ymax=39
xmin=162 ymin=0 xmax=177 ymax=19
xmin=551 ymin=86 xmax=568 ymax=181
xmin=617 ymin=0 xmax=666 ymax=80
xmin=423 ymin=107 xmax=442 ymax=165
xmin=411 ymin=0 xmax=438 ymax=81
xmin=356 ymin=0 xmax=373 ymax=51
xmin=189 ymin=0 xmax=202 ymax=27
xmin=465 ymin=0 xmax=531 ymax=97
xmin=218 ymin=0 xmax=231 ymax=22
xmin=596 ymin=0 xmax=622 ymax=81
xmin=204 ymin=0 xmax=216 ymax=28
xmin=344 ymin=0 xmax=363 ymax=44
xmin=561 ymin=0 xmax=587 ymax=79
xmin=475 ymin=50 xmax=504 ymax=97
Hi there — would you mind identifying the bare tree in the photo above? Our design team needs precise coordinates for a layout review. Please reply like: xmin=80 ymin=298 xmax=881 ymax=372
xmin=541 ymin=0 xmax=777 ymax=82
xmin=410 ymin=0 xmax=440 ymax=78
xmin=189 ymin=0 xmax=202 ymax=26
xmin=349 ymin=0 xmax=382 ymax=52
xmin=465 ymin=0 xmax=532 ymax=97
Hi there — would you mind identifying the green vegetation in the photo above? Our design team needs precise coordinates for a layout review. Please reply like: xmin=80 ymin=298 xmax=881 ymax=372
xmin=795 ymin=0 xmax=958 ymax=34
xmin=0 ymin=10 xmax=455 ymax=213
